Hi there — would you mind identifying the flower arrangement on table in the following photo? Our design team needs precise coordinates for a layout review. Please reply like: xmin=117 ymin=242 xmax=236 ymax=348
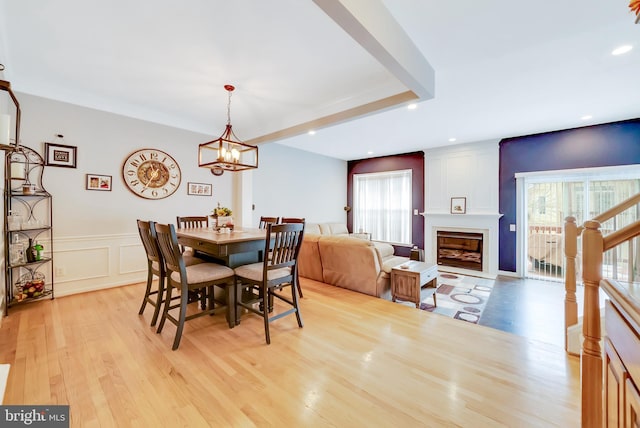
xmin=631 ymin=0 xmax=640 ymax=20
xmin=212 ymin=203 xmax=234 ymax=230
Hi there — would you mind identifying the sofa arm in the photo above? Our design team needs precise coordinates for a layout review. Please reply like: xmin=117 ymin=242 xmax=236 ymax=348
xmin=298 ymin=234 xmax=323 ymax=282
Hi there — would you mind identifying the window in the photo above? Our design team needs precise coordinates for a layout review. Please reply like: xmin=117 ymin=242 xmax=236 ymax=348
xmin=353 ymin=169 xmax=412 ymax=244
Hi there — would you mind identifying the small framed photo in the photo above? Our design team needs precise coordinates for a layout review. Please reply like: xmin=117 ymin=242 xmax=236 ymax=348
xmin=45 ymin=143 xmax=77 ymax=168
xmin=86 ymin=174 xmax=112 ymax=191
xmin=187 ymin=182 xmax=212 ymax=196
xmin=450 ymin=197 xmax=466 ymax=214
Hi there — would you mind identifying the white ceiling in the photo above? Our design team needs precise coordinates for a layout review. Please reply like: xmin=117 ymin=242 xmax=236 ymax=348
xmin=0 ymin=0 xmax=638 ymax=161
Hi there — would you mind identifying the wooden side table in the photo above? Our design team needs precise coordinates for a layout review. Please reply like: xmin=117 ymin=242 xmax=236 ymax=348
xmin=391 ymin=261 xmax=438 ymax=308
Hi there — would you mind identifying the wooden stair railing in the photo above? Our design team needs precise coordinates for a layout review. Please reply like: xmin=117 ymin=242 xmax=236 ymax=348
xmin=563 ymin=191 xmax=640 ymax=427
xmin=581 ymin=219 xmax=640 ymax=427
xmin=564 ymin=192 xmax=640 ymax=355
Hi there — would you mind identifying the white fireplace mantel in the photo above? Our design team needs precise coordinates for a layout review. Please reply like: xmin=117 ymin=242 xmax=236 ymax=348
xmin=423 ymin=212 xmax=502 ymax=278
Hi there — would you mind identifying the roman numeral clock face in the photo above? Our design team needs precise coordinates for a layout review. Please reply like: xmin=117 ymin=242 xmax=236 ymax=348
xmin=122 ymin=149 xmax=182 ymax=199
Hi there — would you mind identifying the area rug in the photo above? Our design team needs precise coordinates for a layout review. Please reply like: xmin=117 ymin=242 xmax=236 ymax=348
xmin=395 ymin=272 xmax=495 ymax=324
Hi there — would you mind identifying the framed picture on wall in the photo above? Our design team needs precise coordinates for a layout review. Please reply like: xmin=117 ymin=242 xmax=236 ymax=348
xmin=86 ymin=174 xmax=112 ymax=191
xmin=187 ymin=182 xmax=212 ymax=196
xmin=45 ymin=143 xmax=77 ymax=168
xmin=450 ymin=197 xmax=466 ymax=214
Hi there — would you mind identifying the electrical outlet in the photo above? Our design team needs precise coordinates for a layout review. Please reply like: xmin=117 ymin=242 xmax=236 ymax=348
xmin=509 ymin=224 xmax=516 ymax=232
xmin=55 ymin=267 xmax=66 ymax=277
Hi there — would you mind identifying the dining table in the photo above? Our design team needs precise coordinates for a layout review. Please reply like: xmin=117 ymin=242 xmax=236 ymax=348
xmin=176 ymin=227 xmax=269 ymax=327
xmin=176 ymin=227 xmax=268 ymax=268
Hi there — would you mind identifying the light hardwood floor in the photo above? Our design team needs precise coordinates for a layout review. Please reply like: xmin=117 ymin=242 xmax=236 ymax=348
xmin=0 ymin=278 xmax=580 ymax=427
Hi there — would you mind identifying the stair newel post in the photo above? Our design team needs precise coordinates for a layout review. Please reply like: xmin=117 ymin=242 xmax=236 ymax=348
xmin=581 ymin=219 xmax=603 ymax=428
xmin=564 ymin=216 xmax=578 ymax=354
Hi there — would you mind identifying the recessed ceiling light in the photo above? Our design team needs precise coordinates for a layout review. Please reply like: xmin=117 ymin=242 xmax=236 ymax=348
xmin=308 ymin=130 xmax=316 ymax=135
xmin=367 ymin=151 xmax=374 ymax=155
xmin=581 ymin=115 xmax=593 ymax=121
xmin=407 ymin=103 xmax=417 ymax=110
xmin=448 ymin=137 xmax=456 ymax=142
xmin=612 ymin=45 xmax=633 ymax=56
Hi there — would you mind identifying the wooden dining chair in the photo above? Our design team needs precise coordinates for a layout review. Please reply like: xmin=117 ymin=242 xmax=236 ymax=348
xmin=280 ymin=217 xmax=306 ymax=298
xmin=154 ymin=222 xmax=236 ymax=350
xmin=259 ymin=216 xmax=279 ymax=229
xmin=176 ymin=216 xmax=209 ymax=228
xmin=234 ymin=222 xmax=305 ymax=344
xmin=137 ymin=220 xmax=206 ymax=328
xmin=136 ymin=220 xmax=166 ymax=327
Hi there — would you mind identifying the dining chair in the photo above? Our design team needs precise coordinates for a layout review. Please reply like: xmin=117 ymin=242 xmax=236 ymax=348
xmin=234 ymin=222 xmax=305 ymax=344
xmin=136 ymin=219 xmax=166 ymax=327
xmin=259 ymin=216 xmax=279 ymax=229
xmin=154 ymin=222 xmax=236 ymax=350
xmin=279 ymin=217 xmax=306 ymax=298
xmin=137 ymin=220 xmax=206 ymax=327
xmin=176 ymin=216 xmax=209 ymax=229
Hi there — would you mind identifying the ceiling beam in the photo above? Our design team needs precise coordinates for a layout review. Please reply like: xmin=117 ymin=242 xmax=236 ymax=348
xmin=313 ymin=0 xmax=435 ymax=100
xmin=246 ymin=90 xmax=416 ymax=146
xmin=247 ymin=0 xmax=434 ymax=146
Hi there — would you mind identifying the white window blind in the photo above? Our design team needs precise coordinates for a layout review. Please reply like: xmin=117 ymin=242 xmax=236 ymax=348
xmin=353 ymin=169 xmax=412 ymax=245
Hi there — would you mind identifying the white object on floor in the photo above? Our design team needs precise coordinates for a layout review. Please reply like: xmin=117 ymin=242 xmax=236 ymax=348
xmin=0 ymin=364 xmax=10 ymax=404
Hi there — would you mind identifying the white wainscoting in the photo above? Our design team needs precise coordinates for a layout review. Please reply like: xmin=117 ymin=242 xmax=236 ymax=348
xmin=53 ymin=233 xmax=146 ymax=297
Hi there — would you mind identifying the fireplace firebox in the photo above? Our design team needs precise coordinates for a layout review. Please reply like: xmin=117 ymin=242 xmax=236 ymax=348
xmin=437 ymin=231 xmax=483 ymax=271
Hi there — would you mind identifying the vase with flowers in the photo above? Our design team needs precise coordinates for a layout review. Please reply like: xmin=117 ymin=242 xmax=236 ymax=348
xmin=212 ymin=202 xmax=234 ymax=231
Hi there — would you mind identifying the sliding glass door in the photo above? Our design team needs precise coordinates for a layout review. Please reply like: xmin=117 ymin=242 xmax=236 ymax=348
xmin=523 ymin=167 xmax=640 ymax=282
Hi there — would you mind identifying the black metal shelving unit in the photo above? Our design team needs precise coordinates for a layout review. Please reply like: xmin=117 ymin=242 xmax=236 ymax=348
xmin=4 ymin=146 xmax=54 ymax=314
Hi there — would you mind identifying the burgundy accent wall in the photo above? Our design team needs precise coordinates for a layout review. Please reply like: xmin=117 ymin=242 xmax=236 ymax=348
xmin=347 ymin=151 xmax=425 ymax=257
xmin=498 ymin=118 xmax=640 ymax=272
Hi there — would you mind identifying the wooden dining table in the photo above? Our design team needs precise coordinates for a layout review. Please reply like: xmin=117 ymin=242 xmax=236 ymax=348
xmin=176 ymin=227 xmax=268 ymax=327
xmin=176 ymin=227 xmax=268 ymax=268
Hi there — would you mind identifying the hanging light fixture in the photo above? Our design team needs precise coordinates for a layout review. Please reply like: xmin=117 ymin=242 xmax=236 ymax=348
xmin=198 ymin=84 xmax=258 ymax=176
xmin=0 ymin=69 xmax=21 ymax=151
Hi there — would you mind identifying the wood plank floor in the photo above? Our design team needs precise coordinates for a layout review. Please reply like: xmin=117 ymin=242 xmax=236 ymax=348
xmin=0 ymin=277 xmax=580 ymax=427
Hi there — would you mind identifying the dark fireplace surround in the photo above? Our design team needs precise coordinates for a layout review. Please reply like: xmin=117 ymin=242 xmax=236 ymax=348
xmin=437 ymin=230 xmax=483 ymax=272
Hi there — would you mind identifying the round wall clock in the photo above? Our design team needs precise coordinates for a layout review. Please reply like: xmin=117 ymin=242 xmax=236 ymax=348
xmin=122 ymin=148 xmax=182 ymax=199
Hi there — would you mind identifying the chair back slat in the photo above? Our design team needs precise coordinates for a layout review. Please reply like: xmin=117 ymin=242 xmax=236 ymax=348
xmin=176 ymin=216 xmax=209 ymax=228
xmin=154 ymin=223 xmax=186 ymax=276
xmin=266 ymin=223 xmax=304 ymax=270
xmin=259 ymin=216 xmax=279 ymax=229
xmin=137 ymin=219 xmax=162 ymax=264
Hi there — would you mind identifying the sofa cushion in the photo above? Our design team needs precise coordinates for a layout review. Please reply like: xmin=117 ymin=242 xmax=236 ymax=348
xmin=306 ymin=223 xmax=321 ymax=235
xmin=381 ymin=255 xmax=411 ymax=274
xmin=372 ymin=241 xmax=394 ymax=259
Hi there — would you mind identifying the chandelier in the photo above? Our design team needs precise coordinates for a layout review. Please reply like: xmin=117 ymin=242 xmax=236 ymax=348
xmin=198 ymin=84 xmax=258 ymax=176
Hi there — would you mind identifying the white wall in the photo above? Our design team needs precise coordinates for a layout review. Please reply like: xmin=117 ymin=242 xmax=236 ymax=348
xmin=11 ymin=93 xmax=346 ymax=297
xmin=252 ymin=142 xmax=346 ymax=225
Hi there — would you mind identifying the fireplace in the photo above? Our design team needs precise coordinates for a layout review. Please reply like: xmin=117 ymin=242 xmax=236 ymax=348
xmin=437 ymin=230 xmax=483 ymax=272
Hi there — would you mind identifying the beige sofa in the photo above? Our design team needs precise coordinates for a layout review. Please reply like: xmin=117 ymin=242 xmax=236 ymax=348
xmin=299 ymin=224 xmax=409 ymax=298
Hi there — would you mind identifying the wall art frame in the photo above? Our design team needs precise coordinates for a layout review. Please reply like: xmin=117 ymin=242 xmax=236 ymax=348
xmin=86 ymin=174 xmax=112 ymax=191
xmin=187 ymin=182 xmax=212 ymax=196
xmin=45 ymin=142 xmax=77 ymax=168
xmin=450 ymin=197 xmax=466 ymax=214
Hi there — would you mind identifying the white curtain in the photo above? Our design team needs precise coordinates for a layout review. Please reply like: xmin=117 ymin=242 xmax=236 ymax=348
xmin=353 ymin=170 xmax=412 ymax=244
